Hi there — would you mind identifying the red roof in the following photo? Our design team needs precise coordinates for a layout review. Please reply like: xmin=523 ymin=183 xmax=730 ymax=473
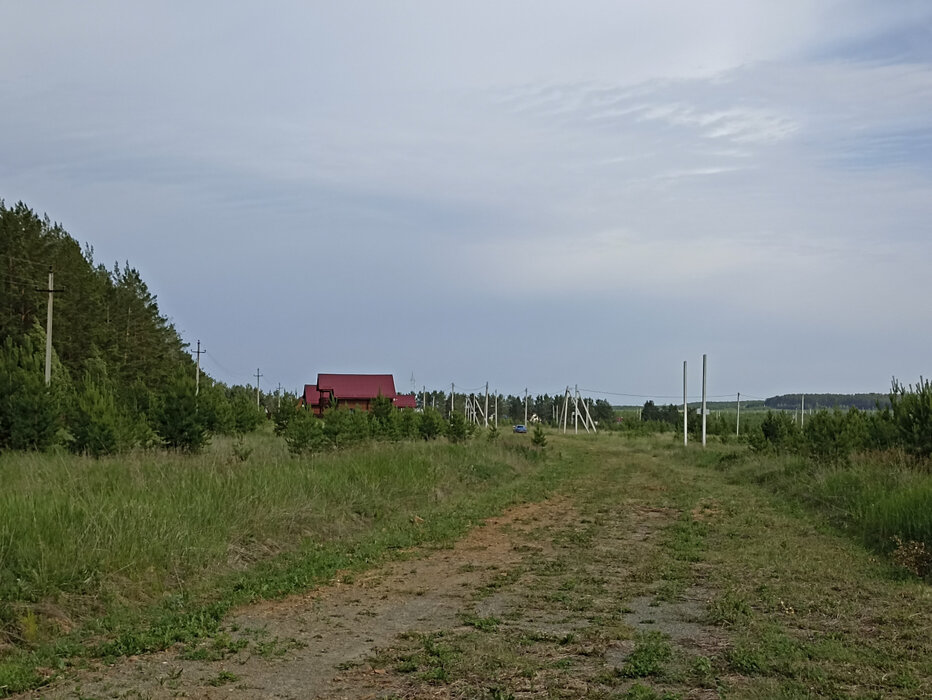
xmin=393 ymin=394 xmax=417 ymax=409
xmin=316 ymin=374 xmax=397 ymax=400
xmin=303 ymin=384 xmax=324 ymax=406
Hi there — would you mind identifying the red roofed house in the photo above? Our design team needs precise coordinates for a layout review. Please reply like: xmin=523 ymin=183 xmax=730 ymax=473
xmin=393 ymin=393 xmax=417 ymax=409
xmin=302 ymin=374 xmax=414 ymax=416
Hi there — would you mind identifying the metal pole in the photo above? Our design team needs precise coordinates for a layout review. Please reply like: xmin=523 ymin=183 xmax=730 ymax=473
xmin=683 ymin=360 xmax=688 ymax=446
xmin=701 ymin=354 xmax=707 ymax=447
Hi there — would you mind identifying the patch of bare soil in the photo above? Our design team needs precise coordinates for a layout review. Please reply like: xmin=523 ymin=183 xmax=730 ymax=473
xmin=22 ymin=495 xmax=724 ymax=699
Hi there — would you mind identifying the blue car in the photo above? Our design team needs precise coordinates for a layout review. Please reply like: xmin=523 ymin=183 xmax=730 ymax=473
xmin=513 ymin=424 xmax=528 ymax=433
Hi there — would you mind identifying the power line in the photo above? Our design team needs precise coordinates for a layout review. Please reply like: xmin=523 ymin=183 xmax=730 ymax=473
xmin=580 ymin=388 xmax=740 ymax=400
xmin=6 ymin=254 xmax=54 ymax=270
xmin=201 ymin=351 xmax=251 ymax=383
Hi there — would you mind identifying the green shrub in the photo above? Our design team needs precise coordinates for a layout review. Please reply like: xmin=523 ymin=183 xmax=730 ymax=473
xmin=447 ymin=412 xmax=468 ymax=443
xmin=369 ymin=394 xmax=398 ymax=441
xmin=152 ymin=370 xmax=208 ymax=453
xmin=70 ymin=374 xmax=124 ymax=456
xmin=418 ymin=408 xmax=446 ymax=440
xmin=272 ymin=396 xmax=300 ymax=436
xmin=283 ymin=409 xmax=328 ymax=455
xmin=531 ymin=423 xmax=547 ymax=448
xmin=803 ymin=408 xmax=868 ymax=462
xmin=396 ymin=408 xmax=420 ymax=441
xmin=889 ymin=377 xmax=932 ymax=458
xmin=230 ymin=393 xmax=263 ymax=434
xmin=0 ymin=335 xmax=60 ymax=451
xmin=750 ymin=411 xmax=800 ymax=453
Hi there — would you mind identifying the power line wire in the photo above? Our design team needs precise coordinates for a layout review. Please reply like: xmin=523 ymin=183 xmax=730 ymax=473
xmin=5 ymin=255 xmax=57 ymax=271
xmin=580 ymin=388 xmax=741 ymax=400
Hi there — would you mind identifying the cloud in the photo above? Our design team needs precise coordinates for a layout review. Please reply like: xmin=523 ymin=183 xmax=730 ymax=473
xmin=2 ymin=2 xmax=932 ymax=395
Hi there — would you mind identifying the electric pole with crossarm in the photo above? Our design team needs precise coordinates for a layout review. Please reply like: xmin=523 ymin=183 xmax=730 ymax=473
xmin=35 ymin=266 xmax=65 ymax=385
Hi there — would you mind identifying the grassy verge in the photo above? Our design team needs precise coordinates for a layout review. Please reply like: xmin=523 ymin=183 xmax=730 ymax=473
xmin=708 ymin=445 xmax=932 ymax=577
xmin=0 ymin=429 xmax=570 ymax=695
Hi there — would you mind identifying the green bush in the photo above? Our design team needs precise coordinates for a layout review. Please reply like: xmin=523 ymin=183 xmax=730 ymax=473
xmin=152 ymin=370 xmax=208 ymax=452
xmin=750 ymin=411 xmax=800 ymax=453
xmin=369 ymin=393 xmax=397 ymax=441
xmin=803 ymin=408 xmax=870 ymax=462
xmin=322 ymin=407 xmax=370 ymax=448
xmin=283 ymin=409 xmax=328 ymax=455
xmin=395 ymin=408 xmax=420 ymax=441
xmin=272 ymin=396 xmax=300 ymax=436
xmin=0 ymin=335 xmax=60 ymax=451
xmin=889 ymin=377 xmax=932 ymax=458
xmin=70 ymin=374 xmax=124 ymax=457
xmin=418 ymin=408 xmax=446 ymax=440
xmin=531 ymin=423 xmax=547 ymax=448
xmin=447 ymin=412 xmax=468 ymax=443
xmin=230 ymin=393 xmax=263 ymax=434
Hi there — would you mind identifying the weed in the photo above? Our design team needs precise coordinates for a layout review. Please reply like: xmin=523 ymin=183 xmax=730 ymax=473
xmin=706 ymin=590 xmax=752 ymax=627
xmin=178 ymin=632 xmax=247 ymax=661
xmin=254 ymin=636 xmax=306 ymax=658
xmin=619 ymin=632 xmax=672 ymax=678
xmin=206 ymin=670 xmax=239 ymax=686
xmin=231 ymin=435 xmax=253 ymax=462
xmin=461 ymin=613 xmax=500 ymax=632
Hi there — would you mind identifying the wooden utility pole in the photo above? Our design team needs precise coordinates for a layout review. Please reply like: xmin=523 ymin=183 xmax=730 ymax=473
xmin=255 ymin=368 xmax=263 ymax=410
xmin=736 ymin=392 xmax=741 ymax=436
xmin=574 ymin=384 xmax=579 ymax=434
xmin=484 ymin=382 xmax=489 ymax=428
xmin=524 ymin=388 xmax=528 ymax=426
xmin=562 ymin=386 xmax=570 ymax=433
xmin=801 ymin=394 xmax=805 ymax=429
xmin=36 ymin=267 xmax=64 ymax=386
xmin=450 ymin=383 xmax=454 ymax=416
xmin=494 ymin=393 xmax=498 ymax=428
xmin=194 ymin=340 xmax=206 ymax=396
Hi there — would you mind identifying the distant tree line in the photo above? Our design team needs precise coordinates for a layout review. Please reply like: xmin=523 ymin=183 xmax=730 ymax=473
xmin=0 ymin=200 xmax=271 ymax=454
xmin=764 ymin=393 xmax=890 ymax=411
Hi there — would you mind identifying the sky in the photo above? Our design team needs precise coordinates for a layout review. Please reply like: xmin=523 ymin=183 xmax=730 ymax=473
xmin=2 ymin=1 xmax=931 ymax=403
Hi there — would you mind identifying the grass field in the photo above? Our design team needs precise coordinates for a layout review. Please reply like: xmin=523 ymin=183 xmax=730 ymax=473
xmin=0 ymin=429 xmax=576 ymax=693
xmin=2 ymin=428 xmax=931 ymax=696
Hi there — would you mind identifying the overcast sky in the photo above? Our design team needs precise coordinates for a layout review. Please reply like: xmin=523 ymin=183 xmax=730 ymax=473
xmin=2 ymin=2 xmax=931 ymax=402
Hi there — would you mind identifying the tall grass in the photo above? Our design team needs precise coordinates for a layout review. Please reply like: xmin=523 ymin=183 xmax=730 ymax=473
xmin=0 ymin=429 xmax=562 ymax=663
xmin=711 ymin=447 xmax=932 ymax=576
xmin=2 ymin=438 xmax=513 ymax=599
